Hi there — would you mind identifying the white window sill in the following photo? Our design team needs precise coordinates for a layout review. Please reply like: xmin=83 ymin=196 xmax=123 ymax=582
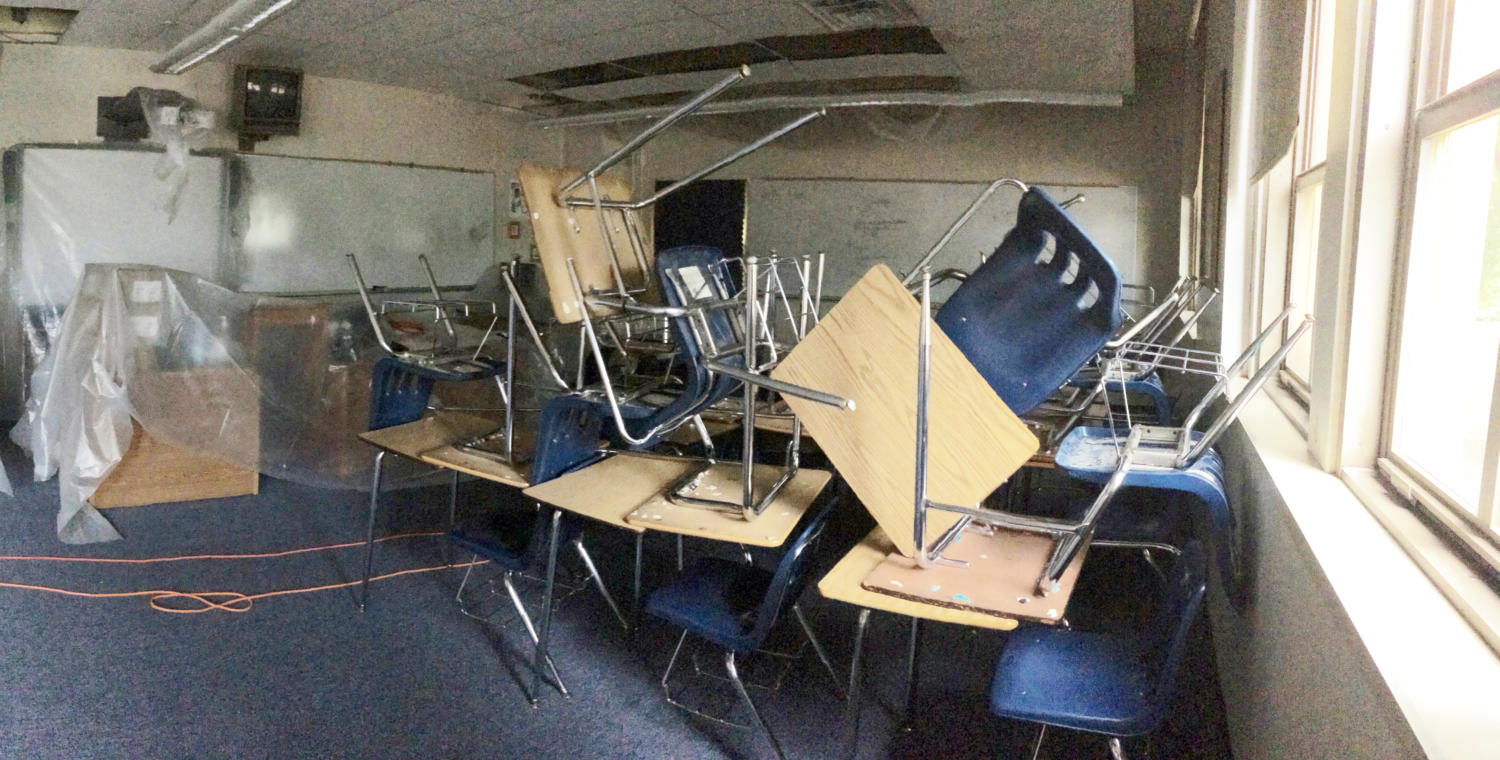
xmin=1237 ymin=393 xmax=1500 ymax=760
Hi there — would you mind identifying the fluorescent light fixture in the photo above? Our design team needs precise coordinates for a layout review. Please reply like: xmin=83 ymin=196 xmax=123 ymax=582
xmin=151 ymin=0 xmax=302 ymax=75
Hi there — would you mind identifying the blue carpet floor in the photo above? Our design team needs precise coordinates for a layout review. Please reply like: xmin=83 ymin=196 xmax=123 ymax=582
xmin=0 ymin=440 xmax=1230 ymax=759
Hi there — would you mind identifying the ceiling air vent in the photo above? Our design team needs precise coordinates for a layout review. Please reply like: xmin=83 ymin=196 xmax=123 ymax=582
xmin=0 ymin=6 xmax=77 ymax=44
xmin=796 ymin=0 xmax=919 ymax=32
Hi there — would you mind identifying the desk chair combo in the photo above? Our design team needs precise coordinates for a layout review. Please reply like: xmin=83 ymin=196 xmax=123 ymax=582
xmin=447 ymin=395 xmax=629 ymax=704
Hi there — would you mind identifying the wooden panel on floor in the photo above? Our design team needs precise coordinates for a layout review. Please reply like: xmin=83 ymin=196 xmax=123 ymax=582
xmin=90 ymin=421 xmax=259 ymax=508
xmin=770 ymin=264 xmax=1038 ymax=557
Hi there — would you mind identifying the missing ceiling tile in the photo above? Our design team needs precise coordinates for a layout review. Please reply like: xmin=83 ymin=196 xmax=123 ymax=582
xmin=795 ymin=0 xmax=919 ymax=32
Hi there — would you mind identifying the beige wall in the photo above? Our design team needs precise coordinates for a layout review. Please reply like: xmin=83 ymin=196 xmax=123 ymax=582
xmin=0 ymin=44 xmax=560 ymax=262
xmin=563 ymin=48 xmax=1191 ymax=292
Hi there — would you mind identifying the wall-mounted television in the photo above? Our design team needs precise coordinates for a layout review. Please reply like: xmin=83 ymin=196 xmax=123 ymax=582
xmin=232 ymin=66 xmax=302 ymax=141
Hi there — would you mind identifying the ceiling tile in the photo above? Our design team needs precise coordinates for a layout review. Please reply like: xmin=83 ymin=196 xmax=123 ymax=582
xmin=257 ymin=0 xmax=419 ymax=42
xmin=349 ymin=3 xmax=486 ymax=49
xmin=673 ymin=0 xmax=777 ymax=13
xmin=703 ymin=3 xmax=827 ymax=42
xmin=491 ymin=42 xmax=609 ymax=76
xmin=61 ymin=9 xmax=178 ymax=50
xmin=408 ymin=22 xmax=530 ymax=69
xmin=780 ymin=52 xmax=960 ymax=81
xmin=560 ymin=0 xmax=697 ymax=38
xmin=427 ymin=0 xmax=539 ymax=21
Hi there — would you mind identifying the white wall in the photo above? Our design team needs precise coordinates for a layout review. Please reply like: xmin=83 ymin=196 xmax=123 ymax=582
xmin=0 ymin=44 xmax=560 ymax=263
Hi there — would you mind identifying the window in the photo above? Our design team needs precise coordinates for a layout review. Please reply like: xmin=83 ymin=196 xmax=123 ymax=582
xmin=1282 ymin=0 xmax=1338 ymax=388
xmin=1386 ymin=0 xmax=1500 ymax=539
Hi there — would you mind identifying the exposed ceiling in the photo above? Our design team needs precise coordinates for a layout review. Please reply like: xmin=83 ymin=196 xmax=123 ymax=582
xmin=33 ymin=1 xmax=1197 ymax=118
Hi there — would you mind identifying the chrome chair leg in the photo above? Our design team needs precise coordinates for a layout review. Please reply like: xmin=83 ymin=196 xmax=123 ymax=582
xmin=1028 ymin=725 xmax=1047 ymax=760
xmin=573 ymin=538 xmax=630 ymax=632
xmin=633 ymin=532 xmax=645 ymax=633
xmin=455 ymin=552 xmax=478 ymax=601
xmin=528 ymin=509 xmax=564 ymax=705
xmin=661 ymin=629 xmax=689 ymax=698
xmin=726 ymin=650 xmax=787 ymax=760
xmin=844 ymin=608 xmax=870 ymax=760
xmin=792 ymin=604 xmax=844 ymax=699
xmin=1109 ymin=736 xmax=1127 ymax=760
xmin=448 ymin=469 xmax=459 ymax=530
xmin=504 ymin=571 xmax=568 ymax=696
xmin=359 ymin=450 xmax=385 ymax=612
xmin=442 ymin=470 xmax=460 ymax=566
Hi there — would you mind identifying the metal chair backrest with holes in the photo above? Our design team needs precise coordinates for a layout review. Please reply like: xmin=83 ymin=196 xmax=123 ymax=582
xmin=936 ymin=188 xmax=1123 ymax=416
xmin=988 ymin=542 xmax=1207 ymax=755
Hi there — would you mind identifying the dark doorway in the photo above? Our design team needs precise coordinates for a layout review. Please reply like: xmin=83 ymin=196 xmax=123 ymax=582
xmin=652 ymin=179 xmax=747 ymax=260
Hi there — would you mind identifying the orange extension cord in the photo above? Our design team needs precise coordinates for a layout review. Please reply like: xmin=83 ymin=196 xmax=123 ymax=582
xmin=0 ymin=531 xmax=486 ymax=614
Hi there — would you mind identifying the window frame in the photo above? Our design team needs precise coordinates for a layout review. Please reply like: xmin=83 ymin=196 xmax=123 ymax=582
xmin=1381 ymin=0 xmax=1500 ymax=547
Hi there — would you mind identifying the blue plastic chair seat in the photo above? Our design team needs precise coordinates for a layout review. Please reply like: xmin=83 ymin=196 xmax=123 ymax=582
xmin=989 ymin=628 xmax=1154 ymax=736
xmin=1054 ymin=426 xmax=1235 ymax=592
xmin=604 ymin=245 xmax=745 ymax=448
xmin=645 ymin=557 xmax=773 ymax=653
xmin=449 ymin=509 xmax=549 ymax=572
xmin=989 ymin=544 xmax=1207 ymax=741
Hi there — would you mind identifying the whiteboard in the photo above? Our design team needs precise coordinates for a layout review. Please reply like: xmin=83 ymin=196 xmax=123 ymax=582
xmin=229 ymin=154 xmax=495 ymax=293
xmin=745 ymin=179 xmax=1138 ymax=297
xmin=10 ymin=146 xmax=225 ymax=306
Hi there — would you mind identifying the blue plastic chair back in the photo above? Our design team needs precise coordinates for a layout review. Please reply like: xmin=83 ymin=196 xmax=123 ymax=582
xmin=450 ymin=395 xmax=603 ymax=569
xmin=531 ymin=394 xmax=608 ymax=484
xmin=525 ymin=394 xmax=609 ymax=549
xmin=368 ymin=358 xmax=436 ymax=430
xmin=609 ymin=245 xmax=746 ymax=447
xmin=744 ymin=497 xmax=836 ymax=645
xmin=936 ymin=188 xmax=1122 ymax=415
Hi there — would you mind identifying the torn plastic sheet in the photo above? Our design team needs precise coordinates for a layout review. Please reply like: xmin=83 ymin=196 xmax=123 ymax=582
xmin=11 ymin=265 xmax=474 ymax=544
xmin=138 ymin=88 xmax=213 ymax=222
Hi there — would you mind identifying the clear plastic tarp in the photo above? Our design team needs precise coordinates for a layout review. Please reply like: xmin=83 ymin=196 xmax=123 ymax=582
xmin=11 ymin=264 xmax=417 ymax=543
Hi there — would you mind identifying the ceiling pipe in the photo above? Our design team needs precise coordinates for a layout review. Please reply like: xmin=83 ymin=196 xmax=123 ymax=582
xmin=532 ymin=88 xmax=1124 ymax=128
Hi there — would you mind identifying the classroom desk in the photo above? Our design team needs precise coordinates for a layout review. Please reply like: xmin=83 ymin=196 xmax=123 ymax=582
xmin=821 ymin=527 xmax=1081 ymax=758
xmin=356 ymin=412 xmax=511 ymax=609
xmin=522 ymin=451 xmax=833 ymax=706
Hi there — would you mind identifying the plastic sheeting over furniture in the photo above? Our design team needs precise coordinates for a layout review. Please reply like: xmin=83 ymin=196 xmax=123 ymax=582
xmin=10 ymin=265 xmax=410 ymax=543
